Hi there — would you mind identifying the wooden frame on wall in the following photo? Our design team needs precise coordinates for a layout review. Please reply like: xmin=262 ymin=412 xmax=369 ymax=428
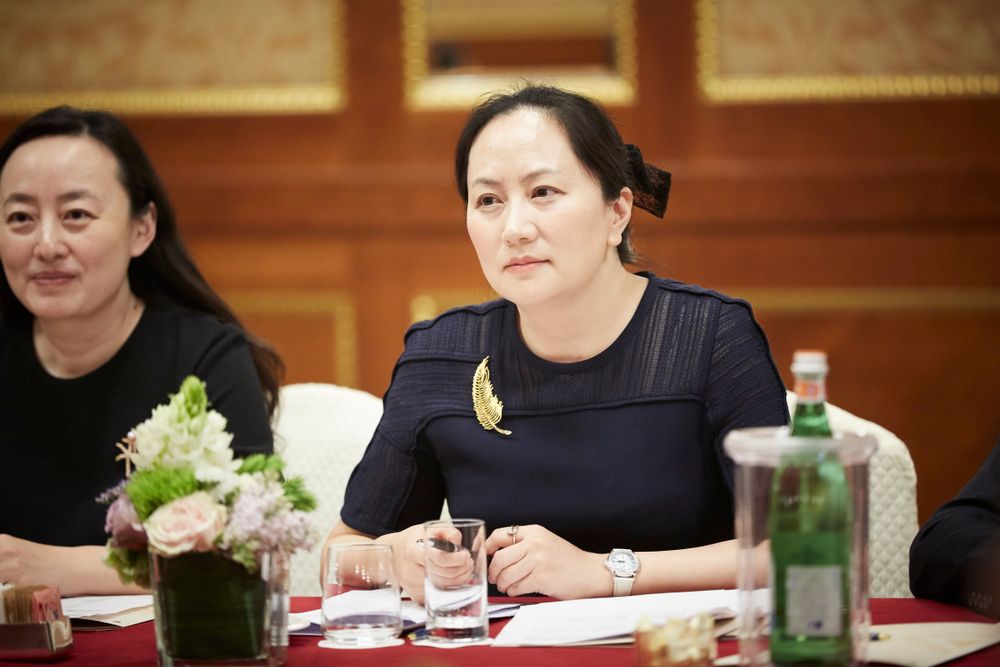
xmin=0 ymin=0 xmax=347 ymax=115
xmin=402 ymin=0 xmax=638 ymax=109
xmin=696 ymin=0 xmax=1000 ymax=103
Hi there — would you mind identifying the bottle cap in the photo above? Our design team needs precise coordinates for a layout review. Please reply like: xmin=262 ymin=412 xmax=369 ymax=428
xmin=791 ymin=349 xmax=828 ymax=376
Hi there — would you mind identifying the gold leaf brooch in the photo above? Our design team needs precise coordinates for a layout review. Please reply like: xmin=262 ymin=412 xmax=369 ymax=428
xmin=472 ymin=356 xmax=511 ymax=436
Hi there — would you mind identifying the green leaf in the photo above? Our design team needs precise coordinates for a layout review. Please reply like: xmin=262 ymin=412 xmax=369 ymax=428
xmin=237 ymin=453 xmax=284 ymax=475
xmin=126 ymin=467 xmax=199 ymax=521
xmin=104 ymin=545 xmax=151 ymax=588
xmin=228 ymin=542 xmax=260 ymax=573
xmin=282 ymin=477 xmax=317 ymax=512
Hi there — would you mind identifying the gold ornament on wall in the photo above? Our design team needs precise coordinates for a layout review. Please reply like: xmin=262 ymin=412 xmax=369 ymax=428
xmin=472 ymin=356 xmax=511 ymax=436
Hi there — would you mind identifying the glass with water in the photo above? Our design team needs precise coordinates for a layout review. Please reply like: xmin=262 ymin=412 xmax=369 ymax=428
xmin=322 ymin=543 xmax=402 ymax=646
xmin=270 ymin=551 xmax=290 ymax=664
xmin=423 ymin=518 xmax=488 ymax=642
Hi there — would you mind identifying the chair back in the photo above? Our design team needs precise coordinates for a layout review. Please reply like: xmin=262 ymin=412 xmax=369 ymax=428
xmin=786 ymin=392 xmax=918 ymax=597
xmin=274 ymin=383 xmax=382 ymax=596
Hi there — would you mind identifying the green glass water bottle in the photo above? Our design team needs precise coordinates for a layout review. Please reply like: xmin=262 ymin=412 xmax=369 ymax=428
xmin=769 ymin=350 xmax=853 ymax=666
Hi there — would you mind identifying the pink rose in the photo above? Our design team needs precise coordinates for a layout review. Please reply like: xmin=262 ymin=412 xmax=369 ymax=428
xmin=105 ymin=494 xmax=148 ymax=550
xmin=145 ymin=492 xmax=226 ymax=556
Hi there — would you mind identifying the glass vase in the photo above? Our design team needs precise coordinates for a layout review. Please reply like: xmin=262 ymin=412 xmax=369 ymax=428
xmin=150 ymin=551 xmax=272 ymax=667
xmin=724 ymin=427 xmax=877 ymax=666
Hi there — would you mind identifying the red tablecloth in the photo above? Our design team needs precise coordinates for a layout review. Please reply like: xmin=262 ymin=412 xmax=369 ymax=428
xmin=30 ymin=597 xmax=1000 ymax=666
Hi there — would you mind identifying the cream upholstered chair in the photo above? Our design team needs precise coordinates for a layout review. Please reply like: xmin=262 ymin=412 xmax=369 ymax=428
xmin=785 ymin=392 xmax=918 ymax=597
xmin=273 ymin=383 xmax=382 ymax=596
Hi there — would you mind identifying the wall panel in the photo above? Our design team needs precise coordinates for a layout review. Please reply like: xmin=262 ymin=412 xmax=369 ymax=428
xmin=2 ymin=0 xmax=998 ymax=523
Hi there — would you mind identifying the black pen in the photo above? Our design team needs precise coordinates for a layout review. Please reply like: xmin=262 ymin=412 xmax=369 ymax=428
xmin=416 ymin=537 xmax=464 ymax=553
xmin=869 ymin=631 xmax=891 ymax=641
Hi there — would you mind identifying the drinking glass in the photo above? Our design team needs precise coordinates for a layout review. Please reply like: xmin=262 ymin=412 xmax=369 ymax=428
xmin=423 ymin=518 xmax=488 ymax=642
xmin=269 ymin=551 xmax=290 ymax=665
xmin=322 ymin=543 xmax=402 ymax=646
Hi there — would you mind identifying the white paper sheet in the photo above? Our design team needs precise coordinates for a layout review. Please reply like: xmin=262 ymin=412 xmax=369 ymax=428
xmin=61 ymin=595 xmax=153 ymax=618
xmin=61 ymin=595 xmax=155 ymax=628
xmin=493 ymin=589 xmax=738 ymax=647
xmin=865 ymin=622 xmax=1000 ymax=667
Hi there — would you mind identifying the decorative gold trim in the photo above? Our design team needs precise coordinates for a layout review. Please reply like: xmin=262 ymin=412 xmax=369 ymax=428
xmin=472 ymin=356 xmax=511 ymax=436
xmin=0 ymin=86 xmax=344 ymax=116
xmin=0 ymin=1 xmax=346 ymax=116
xmin=423 ymin=2 xmax=617 ymax=39
xmin=410 ymin=289 xmax=497 ymax=322
xmin=225 ymin=290 xmax=359 ymax=387
xmin=695 ymin=0 xmax=1000 ymax=103
xmin=402 ymin=0 xmax=636 ymax=109
xmin=726 ymin=288 xmax=1000 ymax=312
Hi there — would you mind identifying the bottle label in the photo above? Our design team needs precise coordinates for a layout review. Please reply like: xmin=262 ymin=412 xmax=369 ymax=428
xmin=785 ymin=565 xmax=843 ymax=636
xmin=794 ymin=378 xmax=826 ymax=405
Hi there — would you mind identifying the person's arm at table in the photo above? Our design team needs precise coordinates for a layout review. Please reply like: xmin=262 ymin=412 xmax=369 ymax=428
xmin=0 ymin=534 xmax=145 ymax=595
xmin=910 ymin=442 xmax=1000 ymax=618
xmin=484 ymin=526 xmax=758 ymax=599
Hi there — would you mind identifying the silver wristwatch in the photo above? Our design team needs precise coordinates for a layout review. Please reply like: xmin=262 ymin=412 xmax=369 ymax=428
xmin=604 ymin=548 xmax=640 ymax=597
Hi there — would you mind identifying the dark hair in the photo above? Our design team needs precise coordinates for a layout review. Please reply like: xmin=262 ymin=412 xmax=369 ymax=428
xmin=455 ymin=84 xmax=642 ymax=264
xmin=0 ymin=106 xmax=283 ymax=415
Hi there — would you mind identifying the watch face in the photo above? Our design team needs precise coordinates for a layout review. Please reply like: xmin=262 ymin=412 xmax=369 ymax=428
xmin=609 ymin=550 xmax=638 ymax=577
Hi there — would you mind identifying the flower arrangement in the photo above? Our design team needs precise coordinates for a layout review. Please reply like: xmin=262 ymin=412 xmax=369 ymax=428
xmin=99 ymin=376 xmax=315 ymax=586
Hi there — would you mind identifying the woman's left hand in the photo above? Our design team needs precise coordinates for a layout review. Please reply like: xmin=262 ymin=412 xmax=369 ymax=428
xmin=484 ymin=524 xmax=611 ymax=599
xmin=0 ymin=534 xmax=59 ymax=587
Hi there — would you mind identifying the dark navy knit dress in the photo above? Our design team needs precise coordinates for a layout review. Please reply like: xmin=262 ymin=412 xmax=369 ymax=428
xmin=342 ymin=274 xmax=789 ymax=554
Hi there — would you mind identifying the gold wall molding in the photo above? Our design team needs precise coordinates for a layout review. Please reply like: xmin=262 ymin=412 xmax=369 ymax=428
xmin=225 ymin=290 xmax=358 ymax=387
xmin=729 ymin=288 xmax=1000 ymax=312
xmin=411 ymin=289 xmax=497 ymax=322
xmin=0 ymin=0 xmax=346 ymax=115
xmin=402 ymin=0 xmax=637 ymax=109
xmin=696 ymin=0 xmax=1000 ymax=103
xmin=0 ymin=86 xmax=344 ymax=117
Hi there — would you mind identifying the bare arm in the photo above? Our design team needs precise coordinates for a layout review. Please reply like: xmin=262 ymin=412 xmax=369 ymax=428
xmin=0 ymin=535 xmax=145 ymax=595
xmin=485 ymin=526 xmax=765 ymax=599
xmin=632 ymin=540 xmax=744 ymax=594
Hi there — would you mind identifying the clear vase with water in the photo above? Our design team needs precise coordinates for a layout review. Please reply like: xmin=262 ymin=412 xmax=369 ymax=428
xmin=724 ymin=427 xmax=877 ymax=666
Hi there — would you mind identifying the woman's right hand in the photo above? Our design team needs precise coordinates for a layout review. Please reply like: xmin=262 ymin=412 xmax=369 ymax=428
xmin=378 ymin=524 xmax=427 ymax=603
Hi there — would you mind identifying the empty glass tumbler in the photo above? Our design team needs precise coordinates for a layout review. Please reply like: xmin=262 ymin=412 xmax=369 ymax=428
xmin=321 ymin=543 xmax=402 ymax=647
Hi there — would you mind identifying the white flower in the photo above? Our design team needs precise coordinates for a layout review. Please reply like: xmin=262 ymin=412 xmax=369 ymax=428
xmin=129 ymin=377 xmax=238 ymax=479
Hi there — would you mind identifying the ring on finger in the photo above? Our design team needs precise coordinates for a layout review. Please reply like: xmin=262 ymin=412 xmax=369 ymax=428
xmin=506 ymin=524 xmax=519 ymax=545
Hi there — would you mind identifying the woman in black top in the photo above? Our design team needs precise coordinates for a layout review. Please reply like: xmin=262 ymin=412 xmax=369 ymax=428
xmin=323 ymin=85 xmax=788 ymax=601
xmin=0 ymin=107 xmax=282 ymax=594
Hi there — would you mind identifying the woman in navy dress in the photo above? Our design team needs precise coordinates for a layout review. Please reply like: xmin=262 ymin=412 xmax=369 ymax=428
xmin=324 ymin=85 xmax=788 ymax=601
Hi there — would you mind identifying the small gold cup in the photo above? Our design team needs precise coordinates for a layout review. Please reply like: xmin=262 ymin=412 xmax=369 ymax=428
xmin=635 ymin=612 xmax=716 ymax=667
